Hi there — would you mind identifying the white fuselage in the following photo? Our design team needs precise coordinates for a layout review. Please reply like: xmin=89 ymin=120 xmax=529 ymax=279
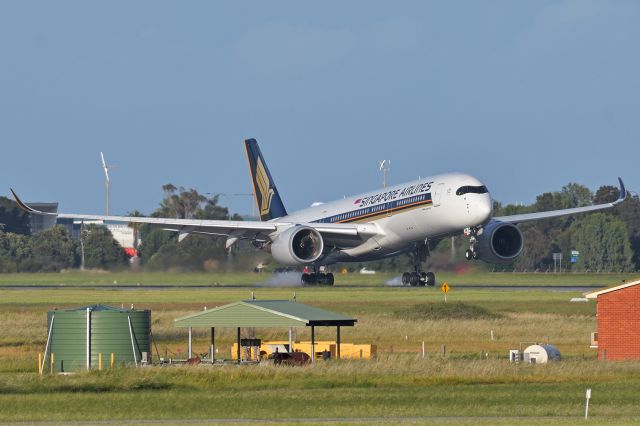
xmin=274 ymin=172 xmax=493 ymax=263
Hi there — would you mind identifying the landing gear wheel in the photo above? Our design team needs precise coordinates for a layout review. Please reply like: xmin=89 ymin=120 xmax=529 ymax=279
xmin=419 ymin=272 xmax=427 ymax=287
xmin=409 ymin=272 xmax=420 ymax=287
xmin=425 ymin=272 xmax=436 ymax=287
xmin=402 ymin=272 xmax=411 ymax=285
xmin=465 ymin=249 xmax=473 ymax=260
xmin=465 ymin=226 xmax=483 ymax=261
xmin=303 ymin=270 xmax=334 ymax=286
xmin=402 ymin=242 xmax=434 ymax=288
xmin=302 ymin=272 xmax=319 ymax=285
xmin=326 ymin=273 xmax=334 ymax=286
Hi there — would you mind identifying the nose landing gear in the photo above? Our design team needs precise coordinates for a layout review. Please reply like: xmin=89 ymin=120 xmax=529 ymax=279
xmin=401 ymin=243 xmax=436 ymax=287
xmin=464 ymin=227 xmax=481 ymax=260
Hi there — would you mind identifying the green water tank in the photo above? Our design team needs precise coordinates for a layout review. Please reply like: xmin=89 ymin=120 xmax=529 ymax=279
xmin=45 ymin=305 xmax=151 ymax=372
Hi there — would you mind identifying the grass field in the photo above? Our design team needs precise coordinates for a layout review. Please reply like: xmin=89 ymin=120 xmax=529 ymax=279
xmin=0 ymin=271 xmax=639 ymax=424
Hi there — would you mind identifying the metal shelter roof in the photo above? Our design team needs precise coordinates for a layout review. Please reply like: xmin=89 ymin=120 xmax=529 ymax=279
xmin=174 ymin=300 xmax=357 ymax=328
xmin=585 ymin=278 xmax=640 ymax=299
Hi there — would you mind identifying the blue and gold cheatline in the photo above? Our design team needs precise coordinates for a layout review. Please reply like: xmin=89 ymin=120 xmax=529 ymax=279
xmin=314 ymin=192 xmax=432 ymax=224
xmin=244 ymin=139 xmax=288 ymax=221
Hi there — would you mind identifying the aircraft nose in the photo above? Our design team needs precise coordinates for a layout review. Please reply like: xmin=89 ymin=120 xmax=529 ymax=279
xmin=476 ymin=195 xmax=492 ymax=224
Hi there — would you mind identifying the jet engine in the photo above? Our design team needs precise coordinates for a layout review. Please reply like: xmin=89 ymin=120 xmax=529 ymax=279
xmin=474 ymin=220 xmax=523 ymax=264
xmin=270 ymin=225 xmax=325 ymax=266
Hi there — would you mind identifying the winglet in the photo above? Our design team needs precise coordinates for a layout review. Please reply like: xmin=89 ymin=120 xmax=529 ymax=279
xmin=9 ymin=188 xmax=56 ymax=215
xmin=616 ymin=177 xmax=626 ymax=204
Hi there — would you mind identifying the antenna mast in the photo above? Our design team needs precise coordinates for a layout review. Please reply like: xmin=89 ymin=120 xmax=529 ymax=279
xmin=100 ymin=152 xmax=114 ymax=216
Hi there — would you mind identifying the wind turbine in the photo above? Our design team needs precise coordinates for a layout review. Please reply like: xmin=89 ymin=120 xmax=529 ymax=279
xmin=379 ymin=160 xmax=391 ymax=188
xmin=100 ymin=152 xmax=116 ymax=216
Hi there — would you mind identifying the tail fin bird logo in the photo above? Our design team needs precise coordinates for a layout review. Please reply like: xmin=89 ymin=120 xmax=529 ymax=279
xmin=256 ymin=157 xmax=274 ymax=216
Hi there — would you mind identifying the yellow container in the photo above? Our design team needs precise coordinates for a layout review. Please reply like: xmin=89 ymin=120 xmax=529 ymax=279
xmin=231 ymin=340 xmax=377 ymax=361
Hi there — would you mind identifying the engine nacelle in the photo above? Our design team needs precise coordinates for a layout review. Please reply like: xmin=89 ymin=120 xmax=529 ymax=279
xmin=270 ymin=225 xmax=324 ymax=266
xmin=475 ymin=220 xmax=523 ymax=264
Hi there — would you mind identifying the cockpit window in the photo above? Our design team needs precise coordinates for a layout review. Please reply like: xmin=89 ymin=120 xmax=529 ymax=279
xmin=456 ymin=185 xmax=488 ymax=196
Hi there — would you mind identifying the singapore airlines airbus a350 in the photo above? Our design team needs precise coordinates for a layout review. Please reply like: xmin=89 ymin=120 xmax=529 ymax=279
xmin=12 ymin=139 xmax=626 ymax=287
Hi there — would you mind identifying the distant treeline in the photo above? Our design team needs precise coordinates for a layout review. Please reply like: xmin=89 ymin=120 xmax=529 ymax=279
xmin=1 ymin=182 xmax=638 ymax=273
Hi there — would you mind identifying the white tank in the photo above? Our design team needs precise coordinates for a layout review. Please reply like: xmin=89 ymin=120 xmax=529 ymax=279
xmin=523 ymin=344 xmax=561 ymax=364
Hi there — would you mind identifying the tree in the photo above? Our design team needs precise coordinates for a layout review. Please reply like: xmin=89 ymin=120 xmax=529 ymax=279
xmin=195 ymin=195 xmax=233 ymax=220
xmin=24 ymin=226 xmax=76 ymax=272
xmin=155 ymin=185 xmax=207 ymax=219
xmin=594 ymin=185 xmax=619 ymax=204
xmin=127 ymin=210 xmax=145 ymax=249
xmin=139 ymin=184 xmax=245 ymax=270
xmin=138 ymin=226 xmax=176 ymax=265
xmin=0 ymin=196 xmax=30 ymax=235
xmin=144 ymin=234 xmax=228 ymax=272
xmin=514 ymin=224 xmax=554 ymax=271
xmin=570 ymin=214 xmax=633 ymax=272
xmin=611 ymin=194 xmax=640 ymax=269
xmin=0 ymin=231 xmax=32 ymax=272
xmin=82 ymin=224 xmax=126 ymax=270
xmin=560 ymin=183 xmax=593 ymax=208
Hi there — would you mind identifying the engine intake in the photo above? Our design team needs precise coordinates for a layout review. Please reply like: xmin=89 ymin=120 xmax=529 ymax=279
xmin=475 ymin=220 xmax=523 ymax=264
xmin=270 ymin=225 xmax=324 ymax=266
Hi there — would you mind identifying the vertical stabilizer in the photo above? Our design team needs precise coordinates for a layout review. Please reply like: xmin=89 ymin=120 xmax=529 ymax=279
xmin=244 ymin=139 xmax=288 ymax=221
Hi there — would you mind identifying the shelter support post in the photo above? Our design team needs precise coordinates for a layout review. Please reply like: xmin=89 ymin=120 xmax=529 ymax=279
xmin=288 ymin=328 xmax=293 ymax=353
xmin=311 ymin=325 xmax=315 ymax=363
xmin=188 ymin=327 xmax=192 ymax=359
xmin=336 ymin=326 xmax=341 ymax=360
xmin=210 ymin=327 xmax=215 ymax=364
xmin=237 ymin=327 xmax=241 ymax=363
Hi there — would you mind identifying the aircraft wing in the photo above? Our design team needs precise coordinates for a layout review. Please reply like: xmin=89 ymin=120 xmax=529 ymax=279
xmin=494 ymin=178 xmax=627 ymax=225
xmin=10 ymin=189 xmax=380 ymax=246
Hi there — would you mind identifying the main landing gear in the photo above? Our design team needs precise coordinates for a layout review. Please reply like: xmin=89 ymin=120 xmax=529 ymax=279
xmin=301 ymin=267 xmax=334 ymax=286
xmin=401 ymin=243 xmax=436 ymax=287
xmin=464 ymin=227 xmax=481 ymax=260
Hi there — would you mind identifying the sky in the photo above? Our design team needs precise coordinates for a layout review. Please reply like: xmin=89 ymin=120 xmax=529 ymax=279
xmin=1 ymin=1 xmax=638 ymax=216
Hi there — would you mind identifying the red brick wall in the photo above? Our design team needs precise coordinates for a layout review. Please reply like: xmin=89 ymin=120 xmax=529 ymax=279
xmin=597 ymin=285 xmax=640 ymax=360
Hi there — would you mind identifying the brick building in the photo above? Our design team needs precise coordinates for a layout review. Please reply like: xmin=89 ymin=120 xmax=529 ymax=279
xmin=586 ymin=279 xmax=640 ymax=360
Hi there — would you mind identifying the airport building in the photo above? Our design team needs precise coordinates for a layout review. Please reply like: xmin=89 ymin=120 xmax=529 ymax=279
xmin=586 ymin=279 xmax=640 ymax=361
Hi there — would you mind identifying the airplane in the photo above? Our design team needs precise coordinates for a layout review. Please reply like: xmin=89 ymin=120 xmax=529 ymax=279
xmin=11 ymin=138 xmax=627 ymax=287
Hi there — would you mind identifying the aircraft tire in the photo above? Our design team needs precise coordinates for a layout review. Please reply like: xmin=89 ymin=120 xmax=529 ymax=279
xmin=426 ymin=272 xmax=436 ymax=287
xmin=409 ymin=272 xmax=420 ymax=287
xmin=327 ymin=273 xmax=334 ymax=286
xmin=465 ymin=249 xmax=473 ymax=260
xmin=402 ymin=272 xmax=410 ymax=286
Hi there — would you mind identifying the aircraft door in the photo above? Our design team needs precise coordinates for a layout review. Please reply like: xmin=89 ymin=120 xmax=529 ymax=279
xmin=432 ymin=183 xmax=445 ymax=207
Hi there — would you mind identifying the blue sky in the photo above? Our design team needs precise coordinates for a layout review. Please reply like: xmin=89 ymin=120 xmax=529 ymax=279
xmin=1 ymin=1 xmax=638 ymax=216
